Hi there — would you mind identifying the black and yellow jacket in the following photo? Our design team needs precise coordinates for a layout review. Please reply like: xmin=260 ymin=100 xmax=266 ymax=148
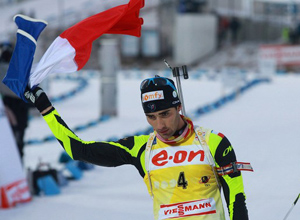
xmin=42 ymin=108 xmax=248 ymax=220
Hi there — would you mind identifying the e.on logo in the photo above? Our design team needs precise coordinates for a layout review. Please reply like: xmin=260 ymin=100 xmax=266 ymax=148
xmin=142 ymin=90 xmax=164 ymax=103
xmin=151 ymin=147 xmax=206 ymax=170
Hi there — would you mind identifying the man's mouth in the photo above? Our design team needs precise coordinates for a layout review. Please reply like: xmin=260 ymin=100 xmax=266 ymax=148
xmin=159 ymin=129 xmax=169 ymax=134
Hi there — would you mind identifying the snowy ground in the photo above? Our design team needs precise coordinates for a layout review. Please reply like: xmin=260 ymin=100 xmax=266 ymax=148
xmin=1 ymin=67 xmax=300 ymax=220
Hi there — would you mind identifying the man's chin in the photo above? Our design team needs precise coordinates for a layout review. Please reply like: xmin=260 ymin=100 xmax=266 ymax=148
xmin=158 ymin=132 xmax=172 ymax=140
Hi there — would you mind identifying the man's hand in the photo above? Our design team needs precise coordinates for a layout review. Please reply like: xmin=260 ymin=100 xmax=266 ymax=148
xmin=24 ymin=87 xmax=52 ymax=114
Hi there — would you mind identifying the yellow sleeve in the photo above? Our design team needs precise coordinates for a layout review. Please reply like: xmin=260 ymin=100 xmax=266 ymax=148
xmin=43 ymin=108 xmax=149 ymax=177
xmin=206 ymin=130 xmax=248 ymax=220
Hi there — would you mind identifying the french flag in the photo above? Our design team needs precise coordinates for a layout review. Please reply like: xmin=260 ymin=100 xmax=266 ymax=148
xmin=2 ymin=0 xmax=144 ymax=102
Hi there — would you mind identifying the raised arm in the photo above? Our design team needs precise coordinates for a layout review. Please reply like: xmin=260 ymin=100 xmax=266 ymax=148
xmin=24 ymin=87 xmax=148 ymax=175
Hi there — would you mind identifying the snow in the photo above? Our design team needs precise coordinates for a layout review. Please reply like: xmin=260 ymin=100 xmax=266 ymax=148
xmin=1 ymin=68 xmax=300 ymax=220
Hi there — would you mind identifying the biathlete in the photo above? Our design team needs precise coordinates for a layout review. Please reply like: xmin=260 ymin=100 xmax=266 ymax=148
xmin=25 ymin=75 xmax=250 ymax=220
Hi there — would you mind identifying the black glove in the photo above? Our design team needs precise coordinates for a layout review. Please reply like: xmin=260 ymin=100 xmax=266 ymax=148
xmin=24 ymin=87 xmax=52 ymax=113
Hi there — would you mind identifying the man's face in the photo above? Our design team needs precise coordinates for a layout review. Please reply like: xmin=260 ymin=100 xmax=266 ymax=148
xmin=146 ymin=106 xmax=184 ymax=139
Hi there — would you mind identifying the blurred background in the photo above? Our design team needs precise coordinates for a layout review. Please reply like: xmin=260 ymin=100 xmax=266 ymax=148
xmin=1 ymin=0 xmax=300 ymax=220
xmin=1 ymin=0 xmax=300 ymax=71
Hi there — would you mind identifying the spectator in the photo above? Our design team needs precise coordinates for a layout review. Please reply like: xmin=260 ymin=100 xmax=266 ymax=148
xmin=217 ymin=16 xmax=229 ymax=49
xmin=281 ymin=27 xmax=290 ymax=44
xmin=0 ymin=42 xmax=29 ymax=164
xmin=229 ymin=17 xmax=241 ymax=45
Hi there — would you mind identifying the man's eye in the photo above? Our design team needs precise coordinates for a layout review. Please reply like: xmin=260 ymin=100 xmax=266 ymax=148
xmin=148 ymin=115 xmax=155 ymax=120
xmin=161 ymin=112 xmax=169 ymax=117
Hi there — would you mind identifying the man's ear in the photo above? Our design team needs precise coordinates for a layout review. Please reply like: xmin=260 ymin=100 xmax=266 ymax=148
xmin=176 ymin=105 xmax=182 ymax=113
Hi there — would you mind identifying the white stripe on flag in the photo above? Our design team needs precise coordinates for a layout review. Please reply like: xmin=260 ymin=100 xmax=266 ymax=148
xmin=29 ymin=37 xmax=77 ymax=88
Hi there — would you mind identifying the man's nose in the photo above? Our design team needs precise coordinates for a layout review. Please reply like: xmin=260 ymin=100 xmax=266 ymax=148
xmin=156 ymin=117 xmax=165 ymax=130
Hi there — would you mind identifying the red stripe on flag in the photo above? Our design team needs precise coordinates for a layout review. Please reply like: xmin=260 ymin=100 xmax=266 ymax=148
xmin=60 ymin=0 xmax=144 ymax=70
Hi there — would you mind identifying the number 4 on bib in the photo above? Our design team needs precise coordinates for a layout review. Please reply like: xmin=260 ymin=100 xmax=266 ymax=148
xmin=177 ymin=172 xmax=188 ymax=189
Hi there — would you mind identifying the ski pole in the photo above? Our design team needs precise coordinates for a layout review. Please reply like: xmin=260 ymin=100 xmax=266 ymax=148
xmin=283 ymin=193 xmax=300 ymax=220
xmin=164 ymin=60 xmax=189 ymax=116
